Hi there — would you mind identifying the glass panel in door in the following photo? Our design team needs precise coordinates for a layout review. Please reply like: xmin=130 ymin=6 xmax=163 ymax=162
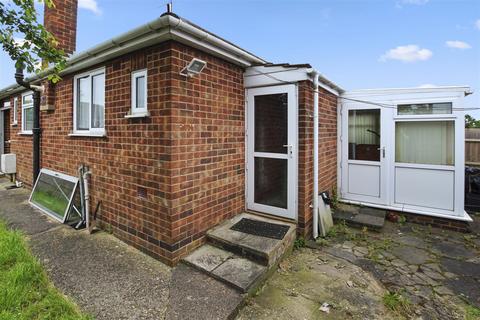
xmin=348 ymin=109 xmax=381 ymax=161
xmin=253 ymin=93 xmax=288 ymax=209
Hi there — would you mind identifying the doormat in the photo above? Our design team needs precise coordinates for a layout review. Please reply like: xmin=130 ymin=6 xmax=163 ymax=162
xmin=230 ymin=218 xmax=290 ymax=240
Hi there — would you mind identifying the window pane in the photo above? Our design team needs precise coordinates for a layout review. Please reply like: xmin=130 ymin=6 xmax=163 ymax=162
xmin=91 ymin=73 xmax=105 ymax=129
xmin=23 ymin=94 xmax=33 ymax=105
xmin=396 ymin=121 xmax=454 ymax=165
xmin=348 ymin=109 xmax=380 ymax=161
xmin=31 ymin=172 xmax=76 ymax=219
xmin=254 ymin=93 xmax=288 ymax=153
xmin=398 ymin=103 xmax=452 ymax=115
xmin=77 ymin=77 xmax=90 ymax=130
xmin=24 ymin=107 xmax=33 ymax=131
xmin=135 ymin=75 xmax=145 ymax=109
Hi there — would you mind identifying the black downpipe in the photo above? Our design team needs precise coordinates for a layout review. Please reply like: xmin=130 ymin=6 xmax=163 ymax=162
xmin=15 ymin=67 xmax=42 ymax=183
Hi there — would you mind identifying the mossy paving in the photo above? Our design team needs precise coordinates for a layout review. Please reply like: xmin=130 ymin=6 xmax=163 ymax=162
xmin=316 ymin=219 xmax=480 ymax=319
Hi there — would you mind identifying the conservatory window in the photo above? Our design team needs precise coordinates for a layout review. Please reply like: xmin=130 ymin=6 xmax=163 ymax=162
xmin=397 ymin=103 xmax=452 ymax=115
xmin=395 ymin=121 xmax=454 ymax=166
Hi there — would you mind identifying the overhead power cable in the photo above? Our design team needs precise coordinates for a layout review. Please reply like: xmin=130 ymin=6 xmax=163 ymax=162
xmin=249 ymin=69 xmax=478 ymax=111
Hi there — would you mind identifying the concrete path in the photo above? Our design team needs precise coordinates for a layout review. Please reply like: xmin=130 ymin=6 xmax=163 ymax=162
xmin=0 ymin=178 xmax=242 ymax=320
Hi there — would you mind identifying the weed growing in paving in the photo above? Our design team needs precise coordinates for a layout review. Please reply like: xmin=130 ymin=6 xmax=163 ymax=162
xmin=0 ymin=221 xmax=90 ymax=320
xmin=294 ymin=237 xmax=306 ymax=249
xmin=383 ymin=290 xmax=411 ymax=314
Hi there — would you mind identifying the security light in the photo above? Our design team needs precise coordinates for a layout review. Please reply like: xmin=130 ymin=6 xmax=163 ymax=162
xmin=180 ymin=58 xmax=207 ymax=77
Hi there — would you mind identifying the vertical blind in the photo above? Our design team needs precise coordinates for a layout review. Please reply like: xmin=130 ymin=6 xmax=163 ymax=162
xmin=395 ymin=121 xmax=454 ymax=165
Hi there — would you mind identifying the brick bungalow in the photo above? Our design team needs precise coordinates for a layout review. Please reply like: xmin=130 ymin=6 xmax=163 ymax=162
xmin=0 ymin=1 xmax=471 ymax=266
xmin=0 ymin=1 xmax=340 ymax=265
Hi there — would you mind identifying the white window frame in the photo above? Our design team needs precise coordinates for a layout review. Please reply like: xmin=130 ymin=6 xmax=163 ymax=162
xmin=73 ymin=67 xmax=106 ymax=136
xmin=22 ymin=91 xmax=34 ymax=134
xmin=130 ymin=69 xmax=148 ymax=116
xmin=13 ymin=97 xmax=18 ymax=125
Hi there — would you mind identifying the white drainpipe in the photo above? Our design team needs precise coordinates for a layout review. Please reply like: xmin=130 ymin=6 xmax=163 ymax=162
xmin=83 ymin=169 xmax=92 ymax=232
xmin=312 ymin=72 xmax=320 ymax=239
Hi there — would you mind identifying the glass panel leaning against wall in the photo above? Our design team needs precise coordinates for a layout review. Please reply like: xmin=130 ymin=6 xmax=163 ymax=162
xmin=395 ymin=121 xmax=454 ymax=166
xmin=397 ymin=103 xmax=452 ymax=115
xmin=348 ymin=109 xmax=381 ymax=161
xmin=29 ymin=169 xmax=81 ymax=223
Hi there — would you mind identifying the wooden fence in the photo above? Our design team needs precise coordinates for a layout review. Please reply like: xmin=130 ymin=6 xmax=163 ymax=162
xmin=465 ymin=128 xmax=480 ymax=166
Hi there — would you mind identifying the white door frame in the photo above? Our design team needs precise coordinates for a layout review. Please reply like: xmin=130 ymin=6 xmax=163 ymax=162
xmin=246 ymin=84 xmax=298 ymax=220
xmin=340 ymin=103 xmax=392 ymax=205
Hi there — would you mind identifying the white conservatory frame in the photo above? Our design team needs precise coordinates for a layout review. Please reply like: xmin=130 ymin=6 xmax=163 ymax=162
xmin=338 ymin=86 xmax=472 ymax=221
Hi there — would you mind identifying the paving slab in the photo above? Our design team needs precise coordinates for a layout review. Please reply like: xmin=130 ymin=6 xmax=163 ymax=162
xmin=333 ymin=205 xmax=386 ymax=230
xmin=212 ymin=256 xmax=266 ymax=293
xmin=183 ymin=244 xmax=233 ymax=272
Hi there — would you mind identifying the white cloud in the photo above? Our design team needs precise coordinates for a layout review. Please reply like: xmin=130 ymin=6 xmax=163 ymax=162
xmin=446 ymin=40 xmax=471 ymax=49
xmin=78 ymin=0 xmax=101 ymax=15
xmin=476 ymin=19 xmax=480 ymax=30
xmin=380 ymin=45 xmax=432 ymax=63
xmin=418 ymin=84 xmax=437 ymax=88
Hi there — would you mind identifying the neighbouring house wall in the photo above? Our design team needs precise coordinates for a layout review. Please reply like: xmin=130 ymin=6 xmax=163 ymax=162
xmin=6 ymin=40 xmax=245 ymax=265
xmin=297 ymin=81 xmax=338 ymax=238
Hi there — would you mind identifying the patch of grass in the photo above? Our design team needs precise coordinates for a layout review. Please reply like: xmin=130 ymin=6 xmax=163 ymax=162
xmin=294 ymin=237 xmax=306 ymax=249
xmin=398 ymin=215 xmax=407 ymax=225
xmin=0 ymin=221 xmax=90 ymax=320
xmin=465 ymin=304 xmax=480 ymax=320
xmin=383 ymin=290 xmax=411 ymax=314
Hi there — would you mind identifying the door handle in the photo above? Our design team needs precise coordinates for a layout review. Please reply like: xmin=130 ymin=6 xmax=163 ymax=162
xmin=283 ymin=144 xmax=293 ymax=157
xmin=377 ymin=147 xmax=385 ymax=158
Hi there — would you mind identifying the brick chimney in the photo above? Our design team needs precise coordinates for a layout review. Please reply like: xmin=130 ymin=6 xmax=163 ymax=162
xmin=44 ymin=0 xmax=78 ymax=55
xmin=41 ymin=0 xmax=78 ymax=111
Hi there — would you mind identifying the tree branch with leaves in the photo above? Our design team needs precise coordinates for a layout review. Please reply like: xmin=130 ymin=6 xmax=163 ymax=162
xmin=0 ymin=0 xmax=66 ymax=83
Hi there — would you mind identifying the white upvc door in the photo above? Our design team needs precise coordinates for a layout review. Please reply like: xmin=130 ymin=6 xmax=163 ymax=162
xmin=246 ymin=84 xmax=297 ymax=220
xmin=340 ymin=104 xmax=391 ymax=205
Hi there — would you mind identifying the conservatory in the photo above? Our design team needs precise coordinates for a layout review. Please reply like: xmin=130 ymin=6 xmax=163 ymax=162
xmin=339 ymin=86 xmax=472 ymax=221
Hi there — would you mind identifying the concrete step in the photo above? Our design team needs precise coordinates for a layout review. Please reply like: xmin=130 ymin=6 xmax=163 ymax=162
xmin=182 ymin=244 xmax=267 ymax=293
xmin=206 ymin=212 xmax=296 ymax=266
xmin=333 ymin=204 xmax=386 ymax=230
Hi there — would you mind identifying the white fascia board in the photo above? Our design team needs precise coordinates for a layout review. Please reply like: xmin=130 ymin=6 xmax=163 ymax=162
xmin=244 ymin=66 xmax=341 ymax=96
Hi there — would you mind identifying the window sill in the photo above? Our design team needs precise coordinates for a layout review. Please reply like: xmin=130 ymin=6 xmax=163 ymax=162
xmin=125 ymin=111 xmax=150 ymax=119
xmin=18 ymin=132 xmax=32 ymax=136
xmin=68 ymin=132 xmax=106 ymax=138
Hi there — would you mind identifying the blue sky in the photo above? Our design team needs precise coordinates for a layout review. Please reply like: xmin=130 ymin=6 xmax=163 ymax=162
xmin=1 ymin=0 xmax=479 ymax=114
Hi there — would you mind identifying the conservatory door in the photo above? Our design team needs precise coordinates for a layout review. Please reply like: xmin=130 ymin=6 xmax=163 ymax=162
xmin=246 ymin=84 xmax=297 ymax=220
xmin=341 ymin=106 xmax=389 ymax=205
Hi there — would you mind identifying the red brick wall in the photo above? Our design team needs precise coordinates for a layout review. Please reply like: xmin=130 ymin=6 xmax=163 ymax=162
xmin=297 ymin=81 xmax=338 ymax=238
xmin=168 ymin=42 xmax=245 ymax=263
xmin=44 ymin=0 xmax=78 ymax=55
xmin=5 ymin=41 xmax=245 ymax=265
